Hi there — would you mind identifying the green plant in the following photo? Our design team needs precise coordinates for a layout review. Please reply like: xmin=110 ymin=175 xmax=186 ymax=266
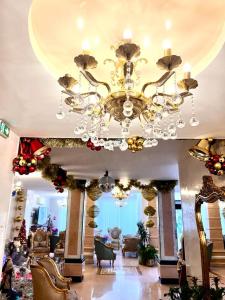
xmin=164 ymin=277 xmax=225 ymax=300
xmin=145 ymin=245 xmax=158 ymax=260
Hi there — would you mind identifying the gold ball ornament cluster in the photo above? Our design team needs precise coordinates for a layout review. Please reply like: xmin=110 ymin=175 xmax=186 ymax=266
xmin=146 ymin=220 xmax=155 ymax=228
xmin=127 ymin=137 xmax=144 ymax=153
xmin=144 ymin=205 xmax=156 ymax=216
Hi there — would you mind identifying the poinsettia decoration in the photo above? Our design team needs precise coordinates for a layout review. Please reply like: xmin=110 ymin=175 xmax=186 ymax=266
xmin=86 ymin=139 xmax=101 ymax=151
xmin=12 ymin=138 xmax=51 ymax=175
xmin=205 ymin=154 xmax=225 ymax=176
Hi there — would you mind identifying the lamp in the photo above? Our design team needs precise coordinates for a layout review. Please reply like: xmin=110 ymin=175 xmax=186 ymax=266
xmin=188 ymin=139 xmax=213 ymax=161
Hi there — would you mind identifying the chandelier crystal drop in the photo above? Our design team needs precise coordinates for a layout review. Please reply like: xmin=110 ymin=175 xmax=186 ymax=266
xmin=57 ymin=36 xmax=199 ymax=151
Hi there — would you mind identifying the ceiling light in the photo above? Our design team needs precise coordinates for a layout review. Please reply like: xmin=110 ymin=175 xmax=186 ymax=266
xmin=57 ymin=36 xmax=199 ymax=151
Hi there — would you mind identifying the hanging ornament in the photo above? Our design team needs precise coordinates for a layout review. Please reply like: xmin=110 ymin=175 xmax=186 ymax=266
xmin=205 ymin=154 xmax=225 ymax=176
xmin=86 ymin=139 xmax=102 ymax=151
xmin=52 ymin=168 xmax=67 ymax=192
xmin=99 ymin=170 xmax=115 ymax=192
xmin=30 ymin=138 xmax=51 ymax=158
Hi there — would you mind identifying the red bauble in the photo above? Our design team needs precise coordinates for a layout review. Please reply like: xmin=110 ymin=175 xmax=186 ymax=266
xmin=95 ymin=146 xmax=101 ymax=151
xmin=13 ymin=166 xmax=20 ymax=172
xmin=29 ymin=166 xmax=36 ymax=173
xmin=91 ymin=145 xmax=96 ymax=151
xmin=212 ymin=155 xmax=220 ymax=163
xmin=19 ymin=166 xmax=26 ymax=175
xmin=205 ymin=161 xmax=213 ymax=168
xmin=58 ymin=188 xmax=64 ymax=193
xmin=87 ymin=140 xmax=93 ymax=148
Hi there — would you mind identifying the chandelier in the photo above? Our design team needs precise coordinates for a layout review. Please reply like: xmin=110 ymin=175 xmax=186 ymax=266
xmin=112 ymin=186 xmax=129 ymax=207
xmin=56 ymin=32 xmax=199 ymax=151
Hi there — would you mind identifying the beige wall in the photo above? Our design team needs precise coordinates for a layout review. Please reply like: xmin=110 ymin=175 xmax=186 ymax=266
xmin=0 ymin=130 xmax=19 ymax=275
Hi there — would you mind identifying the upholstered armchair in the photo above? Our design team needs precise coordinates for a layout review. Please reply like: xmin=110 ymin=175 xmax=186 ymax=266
xmin=31 ymin=229 xmax=50 ymax=258
xmin=122 ymin=237 xmax=140 ymax=257
xmin=31 ymin=265 xmax=78 ymax=300
xmin=54 ymin=231 xmax=66 ymax=259
xmin=38 ymin=257 xmax=71 ymax=290
xmin=108 ymin=227 xmax=121 ymax=250
xmin=94 ymin=239 xmax=116 ymax=267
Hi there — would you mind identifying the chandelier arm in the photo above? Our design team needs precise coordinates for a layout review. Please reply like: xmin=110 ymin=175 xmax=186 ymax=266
xmin=141 ymin=71 xmax=175 ymax=94
xmin=80 ymin=92 xmax=102 ymax=100
xmin=80 ymin=70 xmax=111 ymax=93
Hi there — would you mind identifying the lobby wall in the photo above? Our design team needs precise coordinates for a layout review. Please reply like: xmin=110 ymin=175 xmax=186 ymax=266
xmin=0 ymin=130 xmax=19 ymax=275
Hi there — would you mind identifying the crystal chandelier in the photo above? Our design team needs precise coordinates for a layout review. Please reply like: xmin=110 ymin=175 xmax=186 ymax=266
xmin=57 ymin=33 xmax=199 ymax=151
xmin=112 ymin=186 xmax=129 ymax=207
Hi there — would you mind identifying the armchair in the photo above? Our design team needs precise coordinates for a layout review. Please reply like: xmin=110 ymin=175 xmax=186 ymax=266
xmin=31 ymin=229 xmax=50 ymax=258
xmin=94 ymin=239 xmax=116 ymax=267
xmin=38 ymin=257 xmax=71 ymax=290
xmin=31 ymin=265 xmax=73 ymax=300
xmin=108 ymin=227 xmax=121 ymax=250
xmin=122 ymin=237 xmax=140 ymax=257
xmin=54 ymin=231 xmax=66 ymax=259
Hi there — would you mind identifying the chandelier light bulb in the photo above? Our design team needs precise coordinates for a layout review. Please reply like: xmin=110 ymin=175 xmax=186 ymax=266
xmin=123 ymin=28 xmax=133 ymax=40
xmin=56 ymin=110 xmax=65 ymax=120
xmin=163 ymin=39 xmax=172 ymax=56
xmin=121 ymin=127 xmax=129 ymax=136
xmin=143 ymin=139 xmax=153 ymax=148
xmin=99 ymin=139 xmax=105 ymax=146
xmin=176 ymin=118 xmax=185 ymax=129
xmin=125 ymin=78 xmax=134 ymax=90
xmin=155 ymin=113 xmax=162 ymax=122
xmin=183 ymin=63 xmax=191 ymax=72
xmin=162 ymin=131 xmax=169 ymax=140
xmin=91 ymin=136 xmax=98 ymax=144
xmin=170 ymin=132 xmax=177 ymax=139
xmin=78 ymin=125 xmax=86 ymax=134
xmin=189 ymin=116 xmax=200 ymax=127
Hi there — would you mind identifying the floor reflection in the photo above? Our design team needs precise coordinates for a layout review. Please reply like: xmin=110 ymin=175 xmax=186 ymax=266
xmin=72 ymin=252 xmax=170 ymax=300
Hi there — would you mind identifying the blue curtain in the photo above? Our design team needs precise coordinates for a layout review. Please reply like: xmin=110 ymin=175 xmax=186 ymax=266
xmin=96 ymin=191 xmax=142 ymax=236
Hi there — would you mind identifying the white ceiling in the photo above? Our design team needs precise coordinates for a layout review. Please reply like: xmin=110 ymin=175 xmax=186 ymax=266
xmin=0 ymin=1 xmax=225 ymax=139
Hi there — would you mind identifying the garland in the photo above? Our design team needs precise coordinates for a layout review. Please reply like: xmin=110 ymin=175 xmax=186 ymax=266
xmin=151 ymin=180 xmax=177 ymax=192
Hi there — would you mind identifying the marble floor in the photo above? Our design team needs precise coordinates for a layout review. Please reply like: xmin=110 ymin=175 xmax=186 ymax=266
xmin=71 ymin=252 xmax=171 ymax=300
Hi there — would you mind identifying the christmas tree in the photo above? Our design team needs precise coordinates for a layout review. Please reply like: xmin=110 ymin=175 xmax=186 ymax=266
xmin=18 ymin=219 xmax=27 ymax=244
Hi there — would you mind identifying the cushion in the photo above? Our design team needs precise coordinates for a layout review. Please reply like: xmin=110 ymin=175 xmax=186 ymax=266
xmin=39 ymin=241 xmax=47 ymax=247
xmin=33 ymin=241 xmax=39 ymax=248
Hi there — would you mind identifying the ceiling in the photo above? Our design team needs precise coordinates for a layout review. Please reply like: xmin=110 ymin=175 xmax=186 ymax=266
xmin=1 ymin=1 xmax=225 ymax=138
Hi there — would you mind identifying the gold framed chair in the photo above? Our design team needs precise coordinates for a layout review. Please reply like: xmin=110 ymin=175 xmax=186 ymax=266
xmin=38 ymin=257 xmax=71 ymax=290
xmin=31 ymin=264 xmax=69 ymax=300
xmin=122 ymin=237 xmax=140 ymax=257
xmin=32 ymin=229 xmax=50 ymax=258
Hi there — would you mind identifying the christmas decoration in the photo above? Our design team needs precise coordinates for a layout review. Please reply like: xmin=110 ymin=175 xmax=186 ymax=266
xmin=127 ymin=136 xmax=144 ymax=153
xmin=86 ymin=139 xmax=102 ymax=151
xmin=99 ymin=171 xmax=115 ymax=192
xmin=87 ymin=205 xmax=100 ymax=218
xmin=12 ymin=138 xmax=51 ymax=175
xmin=88 ymin=220 xmax=98 ymax=228
xmin=146 ymin=220 xmax=155 ymax=228
xmin=144 ymin=206 xmax=156 ymax=216
xmin=18 ymin=219 xmax=27 ymax=244
xmin=205 ymin=154 xmax=225 ymax=176
xmin=52 ymin=168 xmax=67 ymax=193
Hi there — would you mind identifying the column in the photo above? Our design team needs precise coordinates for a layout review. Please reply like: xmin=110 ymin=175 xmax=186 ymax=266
xmin=154 ymin=180 xmax=178 ymax=284
xmin=83 ymin=195 xmax=94 ymax=264
xmin=207 ymin=202 xmax=225 ymax=267
xmin=0 ymin=130 xmax=19 ymax=276
xmin=63 ymin=189 xmax=86 ymax=281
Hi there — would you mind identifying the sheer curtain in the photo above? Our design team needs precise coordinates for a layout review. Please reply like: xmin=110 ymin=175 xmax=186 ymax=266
xmin=95 ymin=191 xmax=143 ymax=236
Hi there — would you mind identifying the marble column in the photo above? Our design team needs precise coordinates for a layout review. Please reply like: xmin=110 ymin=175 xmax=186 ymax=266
xmin=154 ymin=181 xmax=178 ymax=284
xmin=63 ymin=189 xmax=86 ymax=281
xmin=83 ymin=195 xmax=94 ymax=264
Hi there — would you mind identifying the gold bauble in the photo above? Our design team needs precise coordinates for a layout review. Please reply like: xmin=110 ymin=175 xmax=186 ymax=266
xmin=137 ymin=138 xmax=144 ymax=145
xmin=14 ymin=216 xmax=22 ymax=222
xmin=17 ymin=205 xmax=23 ymax=210
xmin=214 ymin=162 xmax=222 ymax=170
xmin=19 ymin=160 xmax=26 ymax=166
xmin=131 ymin=144 xmax=137 ymax=151
xmin=87 ymin=205 xmax=100 ymax=218
xmin=88 ymin=220 xmax=98 ymax=228
xmin=138 ymin=145 xmax=143 ymax=151
xmin=31 ymin=158 xmax=37 ymax=164
xmin=128 ymin=145 xmax=132 ymax=150
xmin=144 ymin=205 xmax=156 ymax=216
xmin=127 ymin=138 xmax=133 ymax=145
xmin=146 ymin=220 xmax=154 ymax=228
xmin=219 ymin=157 xmax=225 ymax=163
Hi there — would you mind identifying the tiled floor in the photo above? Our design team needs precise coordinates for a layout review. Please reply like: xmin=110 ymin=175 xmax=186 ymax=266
xmin=72 ymin=252 xmax=171 ymax=300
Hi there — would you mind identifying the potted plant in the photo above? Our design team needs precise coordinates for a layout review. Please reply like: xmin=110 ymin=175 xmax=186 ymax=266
xmin=145 ymin=245 xmax=158 ymax=267
xmin=137 ymin=221 xmax=157 ymax=266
